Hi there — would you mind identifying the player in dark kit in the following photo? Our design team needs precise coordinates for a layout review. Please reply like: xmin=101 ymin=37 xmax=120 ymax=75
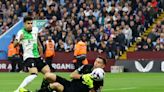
xmin=38 ymin=56 xmax=106 ymax=92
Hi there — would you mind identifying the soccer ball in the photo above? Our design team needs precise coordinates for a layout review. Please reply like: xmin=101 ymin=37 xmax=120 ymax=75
xmin=90 ymin=68 xmax=105 ymax=81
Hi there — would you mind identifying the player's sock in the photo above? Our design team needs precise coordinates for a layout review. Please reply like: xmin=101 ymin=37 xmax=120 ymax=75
xmin=15 ymin=73 xmax=37 ymax=91
xmin=41 ymin=79 xmax=49 ymax=88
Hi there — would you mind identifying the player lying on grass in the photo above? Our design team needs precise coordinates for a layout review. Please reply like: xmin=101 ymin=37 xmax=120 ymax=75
xmin=37 ymin=56 xmax=106 ymax=92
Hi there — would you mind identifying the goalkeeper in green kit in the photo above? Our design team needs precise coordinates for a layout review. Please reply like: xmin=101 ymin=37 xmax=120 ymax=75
xmin=37 ymin=56 xmax=106 ymax=92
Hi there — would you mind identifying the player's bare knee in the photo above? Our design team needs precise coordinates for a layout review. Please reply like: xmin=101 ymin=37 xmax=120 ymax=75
xmin=44 ymin=72 xmax=51 ymax=79
xmin=44 ymin=72 xmax=57 ymax=82
xmin=44 ymin=72 xmax=53 ymax=79
xmin=42 ymin=65 xmax=51 ymax=74
xmin=50 ymin=82 xmax=64 ymax=92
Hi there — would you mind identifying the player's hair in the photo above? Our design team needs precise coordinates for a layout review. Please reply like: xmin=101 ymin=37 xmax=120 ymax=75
xmin=23 ymin=16 xmax=33 ymax=23
xmin=98 ymin=56 xmax=107 ymax=65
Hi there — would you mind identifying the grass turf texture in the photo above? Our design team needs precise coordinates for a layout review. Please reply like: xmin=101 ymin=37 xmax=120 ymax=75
xmin=0 ymin=73 xmax=164 ymax=92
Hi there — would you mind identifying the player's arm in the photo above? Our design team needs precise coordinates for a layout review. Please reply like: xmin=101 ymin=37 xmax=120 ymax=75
xmin=14 ymin=39 xmax=19 ymax=47
xmin=14 ymin=32 xmax=23 ymax=47
xmin=70 ymin=65 xmax=85 ymax=79
xmin=70 ymin=70 xmax=82 ymax=79
xmin=37 ymin=38 xmax=43 ymax=57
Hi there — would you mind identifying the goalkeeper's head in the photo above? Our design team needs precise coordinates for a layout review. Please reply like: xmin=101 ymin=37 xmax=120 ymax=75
xmin=93 ymin=56 xmax=106 ymax=69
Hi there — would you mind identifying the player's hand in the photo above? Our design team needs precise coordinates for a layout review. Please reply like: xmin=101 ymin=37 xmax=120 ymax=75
xmin=81 ymin=74 xmax=94 ymax=88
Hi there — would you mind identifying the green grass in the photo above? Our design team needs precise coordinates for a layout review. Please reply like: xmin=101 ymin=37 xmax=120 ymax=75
xmin=0 ymin=73 xmax=164 ymax=92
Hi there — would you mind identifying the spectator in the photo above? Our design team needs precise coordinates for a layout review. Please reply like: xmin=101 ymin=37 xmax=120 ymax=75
xmin=151 ymin=0 xmax=158 ymax=12
xmin=106 ymin=37 xmax=117 ymax=59
xmin=65 ymin=38 xmax=74 ymax=52
xmin=88 ymin=36 xmax=97 ymax=51
xmin=122 ymin=25 xmax=132 ymax=46
xmin=146 ymin=2 xmax=156 ymax=23
xmin=56 ymin=39 xmax=66 ymax=52
xmin=84 ymin=6 xmax=91 ymax=17
xmin=115 ymin=28 xmax=126 ymax=52
xmin=1 ymin=22 xmax=9 ymax=34
xmin=139 ymin=37 xmax=153 ymax=51
xmin=156 ymin=21 xmax=162 ymax=32
xmin=137 ymin=36 xmax=147 ymax=50
xmin=153 ymin=38 xmax=164 ymax=51
xmin=130 ymin=20 xmax=139 ymax=42
xmin=159 ymin=33 xmax=164 ymax=44
xmin=14 ymin=4 xmax=22 ymax=17
xmin=98 ymin=41 xmax=106 ymax=53
xmin=60 ymin=31 xmax=67 ymax=42
xmin=147 ymin=28 xmax=158 ymax=42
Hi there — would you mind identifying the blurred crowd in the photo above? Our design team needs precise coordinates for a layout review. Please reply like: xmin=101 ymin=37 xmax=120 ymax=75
xmin=136 ymin=18 xmax=164 ymax=51
xmin=1 ymin=0 xmax=164 ymax=59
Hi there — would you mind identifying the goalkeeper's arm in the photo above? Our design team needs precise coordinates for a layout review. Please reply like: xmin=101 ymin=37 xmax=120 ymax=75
xmin=70 ymin=70 xmax=81 ymax=79
xmin=81 ymin=74 xmax=94 ymax=89
xmin=70 ymin=65 xmax=85 ymax=79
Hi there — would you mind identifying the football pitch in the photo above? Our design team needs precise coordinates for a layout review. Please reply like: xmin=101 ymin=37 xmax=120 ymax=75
xmin=0 ymin=73 xmax=164 ymax=92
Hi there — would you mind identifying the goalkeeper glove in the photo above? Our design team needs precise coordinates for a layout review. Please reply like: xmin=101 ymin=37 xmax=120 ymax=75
xmin=81 ymin=74 xmax=94 ymax=88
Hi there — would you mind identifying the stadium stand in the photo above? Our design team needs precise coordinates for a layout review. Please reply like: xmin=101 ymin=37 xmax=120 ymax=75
xmin=119 ymin=2 xmax=164 ymax=59
xmin=0 ymin=0 xmax=20 ymax=35
xmin=0 ymin=0 xmax=163 ymax=60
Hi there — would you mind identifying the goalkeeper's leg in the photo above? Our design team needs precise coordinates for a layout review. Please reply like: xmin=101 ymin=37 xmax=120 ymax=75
xmin=37 ymin=82 xmax=64 ymax=92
